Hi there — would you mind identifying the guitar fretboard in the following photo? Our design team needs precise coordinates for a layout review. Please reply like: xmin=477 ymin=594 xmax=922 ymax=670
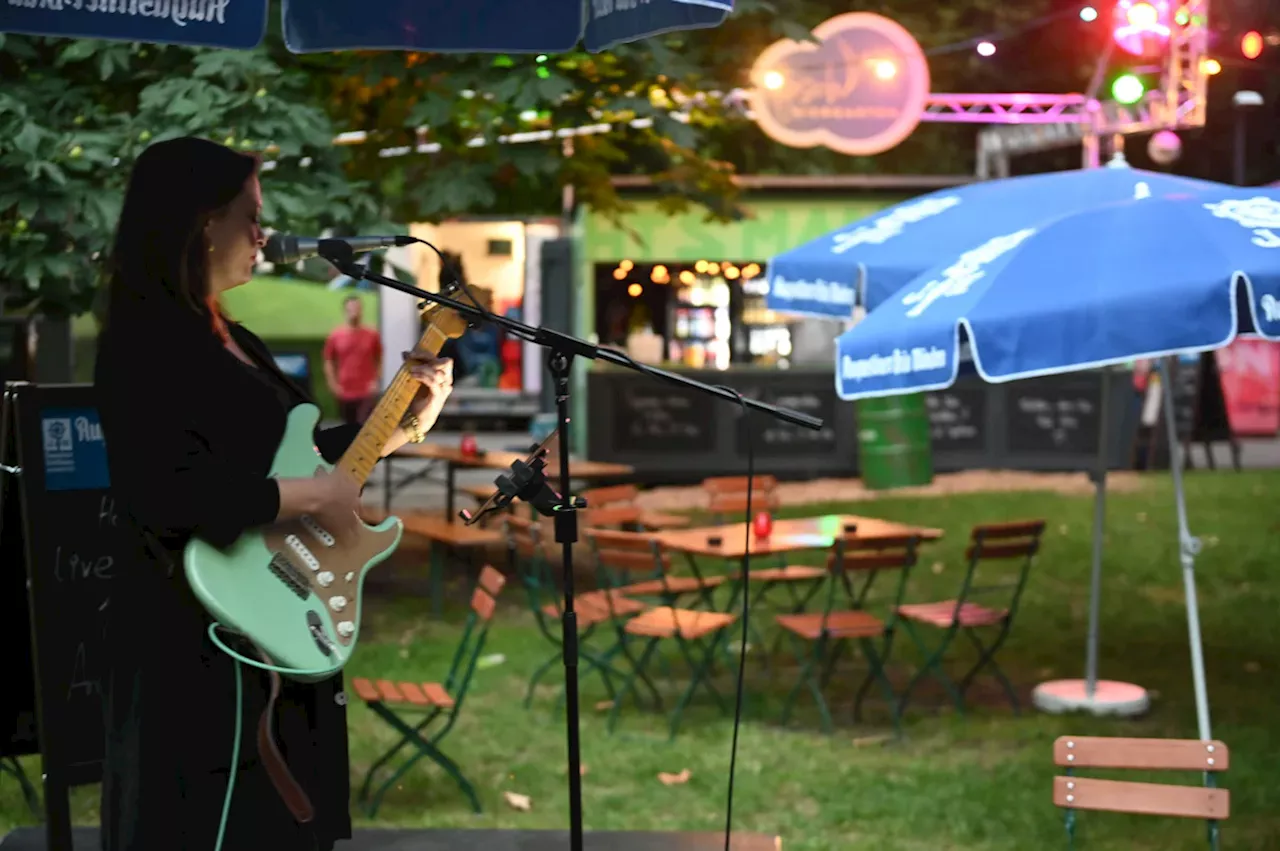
xmin=337 ymin=320 xmax=450 ymax=486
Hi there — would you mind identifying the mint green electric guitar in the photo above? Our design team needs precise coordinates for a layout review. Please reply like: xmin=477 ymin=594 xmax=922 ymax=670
xmin=184 ymin=291 xmax=468 ymax=682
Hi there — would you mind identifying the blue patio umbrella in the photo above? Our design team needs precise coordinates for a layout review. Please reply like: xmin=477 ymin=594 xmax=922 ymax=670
xmin=833 ymin=187 xmax=1280 ymax=742
xmin=0 ymin=0 xmax=733 ymax=53
xmin=764 ymin=162 xmax=1228 ymax=320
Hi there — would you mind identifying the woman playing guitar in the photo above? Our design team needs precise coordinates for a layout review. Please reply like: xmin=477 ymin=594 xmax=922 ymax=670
xmin=94 ymin=136 xmax=452 ymax=851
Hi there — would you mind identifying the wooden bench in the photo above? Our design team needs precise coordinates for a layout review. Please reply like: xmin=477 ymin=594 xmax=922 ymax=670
xmin=353 ymin=566 xmax=506 ymax=816
xmin=361 ymin=508 xmax=502 ymax=616
xmin=1053 ymin=736 xmax=1230 ymax=848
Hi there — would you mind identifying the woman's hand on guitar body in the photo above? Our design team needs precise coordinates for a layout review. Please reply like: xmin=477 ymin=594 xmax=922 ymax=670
xmin=275 ymin=469 xmax=362 ymax=535
xmin=404 ymin=350 xmax=454 ymax=432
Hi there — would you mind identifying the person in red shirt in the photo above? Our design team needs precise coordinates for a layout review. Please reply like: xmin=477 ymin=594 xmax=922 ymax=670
xmin=323 ymin=295 xmax=383 ymax=424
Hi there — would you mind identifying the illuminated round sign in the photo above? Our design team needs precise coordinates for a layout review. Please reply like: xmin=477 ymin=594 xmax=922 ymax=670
xmin=749 ymin=13 xmax=930 ymax=157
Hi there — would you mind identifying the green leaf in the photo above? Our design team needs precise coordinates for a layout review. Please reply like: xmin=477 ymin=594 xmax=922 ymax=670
xmin=57 ymin=40 xmax=99 ymax=64
xmin=652 ymin=115 xmax=698 ymax=151
xmin=12 ymin=122 xmax=44 ymax=157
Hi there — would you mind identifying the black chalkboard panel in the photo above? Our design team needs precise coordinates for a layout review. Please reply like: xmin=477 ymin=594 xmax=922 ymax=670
xmin=925 ymin=387 xmax=986 ymax=452
xmin=612 ymin=381 xmax=715 ymax=453
xmin=735 ymin=383 xmax=836 ymax=456
xmin=1007 ymin=377 xmax=1102 ymax=456
xmin=4 ymin=382 xmax=131 ymax=850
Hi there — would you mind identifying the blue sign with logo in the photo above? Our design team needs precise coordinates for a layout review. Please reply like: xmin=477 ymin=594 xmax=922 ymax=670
xmin=749 ymin=12 xmax=930 ymax=158
xmin=40 ymin=407 xmax=110 ymax=492
xmin=0 ymin=0 xmax=268 ymax=50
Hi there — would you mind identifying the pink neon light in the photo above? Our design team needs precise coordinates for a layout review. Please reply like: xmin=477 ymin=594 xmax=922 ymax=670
xmin=1112 ymin=0 xmax=1171 ymax=56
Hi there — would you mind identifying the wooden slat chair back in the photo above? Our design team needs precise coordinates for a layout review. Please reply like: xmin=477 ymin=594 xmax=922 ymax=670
xmin=581 ymin=483 xmax=641 ymax=508
xmin=702 ymin=474 xmax=781 ymax=518
xmin=351 ymin=565 xmax=507 ymax=816
xmin=1053 ymin=736 xmax=1229 ymax=850
xmin=587 ymin=527 xmax=725 ymax=610
xmin=895 ymin=519 xmax=1044 ymax=717
xmin=776 ymin=534 xmax=921 ymax=735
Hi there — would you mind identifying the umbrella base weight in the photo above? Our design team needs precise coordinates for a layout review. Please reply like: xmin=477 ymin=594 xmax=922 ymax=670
xmin=1031 ymin=679 xmax=1151 ymax=717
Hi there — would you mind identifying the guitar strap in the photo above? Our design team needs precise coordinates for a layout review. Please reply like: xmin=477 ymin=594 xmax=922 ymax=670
xmin=255 ymin=646 xmax=317 ymax=824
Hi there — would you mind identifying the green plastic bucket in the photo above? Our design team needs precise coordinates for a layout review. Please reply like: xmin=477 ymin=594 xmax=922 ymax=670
xmin=856 ymin=394 xmax=934 ymax=490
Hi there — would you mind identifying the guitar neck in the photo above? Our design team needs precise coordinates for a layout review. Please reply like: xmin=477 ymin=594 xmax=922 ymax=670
xmin=336 ymin=319 xmax=450 ymax=486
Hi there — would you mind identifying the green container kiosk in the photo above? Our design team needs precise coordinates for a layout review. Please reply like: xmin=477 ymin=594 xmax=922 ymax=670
xmin=856 ymin=394 xmax=934 ymax=490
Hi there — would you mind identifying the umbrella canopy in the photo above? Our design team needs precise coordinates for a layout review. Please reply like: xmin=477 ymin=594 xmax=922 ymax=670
xmin=833 ymin=189 xmax=1280 ymax=401
xmin=765 ymin=163 xmax=1228 ymax=321
xmin=832 ymin=185 xmax=1280 ymax=743
xmin=0 ymin=0 xmax=733 ymax=53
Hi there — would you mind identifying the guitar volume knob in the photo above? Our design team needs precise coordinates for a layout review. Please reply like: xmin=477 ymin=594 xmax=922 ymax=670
xmin=337 ymin=621 xmax=355 ymax=638
xmin=329 ymin=596 xmax=348 ymax=612
xmin=317 ymin=571 xmax=335 ymax=587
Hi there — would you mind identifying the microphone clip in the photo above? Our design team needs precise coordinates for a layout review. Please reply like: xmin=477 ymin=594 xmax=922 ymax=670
xmin=459 ymin=441 xmax=583 ymax=526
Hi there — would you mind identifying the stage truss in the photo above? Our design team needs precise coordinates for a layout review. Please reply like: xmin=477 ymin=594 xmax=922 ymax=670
xmin=933 ymin=0 xmax=1212 ymax=177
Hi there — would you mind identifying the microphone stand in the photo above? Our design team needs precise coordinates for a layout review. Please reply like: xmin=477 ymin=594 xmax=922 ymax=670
xmin=322 ymin=242 xmax=822 ymax=851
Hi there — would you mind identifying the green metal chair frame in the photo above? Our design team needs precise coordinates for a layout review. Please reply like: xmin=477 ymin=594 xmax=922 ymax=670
xmin=0 ymin=756 xmax=41 ymax=819
xmin=588 ymin=529 xmax=738 ymax=740
xmin=1053 ymin=736 xmax=1229 ymax=850
xmin=506 ymin=516 xmax=639 ymax=711
xmin=353 ymin=565 xmax=506 ymax=816
xmin=895 ymin=519 xmax=1044 ymax=717
xmin=778 ymin=534 xmax=921 ymax=736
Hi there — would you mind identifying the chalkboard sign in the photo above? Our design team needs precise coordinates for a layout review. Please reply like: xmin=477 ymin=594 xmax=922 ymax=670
xmin=735 ymin=382 xmax=836 ymax=456
xmin=612 ymin=381 xmax=715 ymax=453
xmin=925 ymin=387 xmax=986 ymax=452
xmin=3 ymin=382 xmax=130 ymax=851
xmin=1007 ymin=377 xmax=1102 ymax=456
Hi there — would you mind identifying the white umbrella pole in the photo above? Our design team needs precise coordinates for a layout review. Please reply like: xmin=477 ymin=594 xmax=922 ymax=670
xmin=1083 ymin=369 xmax=1110 ymax=699
xmin=1030 ymin=369 xmax=1148 ymax=718
xmin=1159 ymin=356 xmax=1212 ymax=740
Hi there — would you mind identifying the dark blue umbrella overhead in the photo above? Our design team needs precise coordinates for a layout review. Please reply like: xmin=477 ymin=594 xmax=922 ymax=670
xmin=0 ymin=0 xmax=734 ymax=52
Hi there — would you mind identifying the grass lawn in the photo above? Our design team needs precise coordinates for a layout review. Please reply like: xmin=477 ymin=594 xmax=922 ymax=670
xmin=4 ymin=470 xmax=1279 ymax=849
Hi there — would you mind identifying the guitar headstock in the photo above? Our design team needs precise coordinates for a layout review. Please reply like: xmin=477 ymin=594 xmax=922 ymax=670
xmin=423 ymin=281 xmax=470 ymax=340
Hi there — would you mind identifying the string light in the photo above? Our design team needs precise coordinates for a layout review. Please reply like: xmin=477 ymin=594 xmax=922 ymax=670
xmin=1242 ymin=30 xmax=1263 ymax=60
xmin=1080 ymin=5 xmax=1098 ymax=21
xmin=627 ymin=283 xmax=642 ymax=297
xmin=976 ymin=41 xmax=996 ymax=56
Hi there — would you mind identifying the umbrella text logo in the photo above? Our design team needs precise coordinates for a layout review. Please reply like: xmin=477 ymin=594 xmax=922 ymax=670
xmin=1202 ymin=196 xmax=1280 ymax=249
xmin=900 ymin=228 xmax=1036 ymax=318
xmin=830 ymin=196 xmax=961 ymax=254
xmin=1261 ymin=294 xmax=1280 ymax=324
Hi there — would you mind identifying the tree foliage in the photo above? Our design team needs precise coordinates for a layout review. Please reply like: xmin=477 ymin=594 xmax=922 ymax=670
xmin=0 ymin=30 xmax=379 ymax=316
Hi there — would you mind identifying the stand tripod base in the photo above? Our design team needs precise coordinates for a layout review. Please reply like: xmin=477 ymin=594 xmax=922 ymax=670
xmin=1031 ymin=679 xmax=1151 ymax=717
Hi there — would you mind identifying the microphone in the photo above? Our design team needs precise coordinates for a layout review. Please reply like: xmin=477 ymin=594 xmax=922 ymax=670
xmin=263 ymin=233 xmax=416 ymax=265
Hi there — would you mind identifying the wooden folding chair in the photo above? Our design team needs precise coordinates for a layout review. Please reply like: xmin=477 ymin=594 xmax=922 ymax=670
xmin=505 ymin=516 xmax=645 ymax=710
xmin=587 ymin=528 xmax=727 ymax=610
xmin=896 ymin=519 xmax=1044 ymax=717
xmin=777 ymin=534 xmax=921 ymax=736
xmin=587 ymin=530 xmax=738 ymax=740
xmin=352 ymin=565 xmax=506 ymax=815
xmin=1053 ymin=736 xmax=1230 ymax=850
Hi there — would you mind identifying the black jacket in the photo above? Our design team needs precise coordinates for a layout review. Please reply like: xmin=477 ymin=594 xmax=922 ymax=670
xmin=94 ymin=299 xmax=359 ymax=851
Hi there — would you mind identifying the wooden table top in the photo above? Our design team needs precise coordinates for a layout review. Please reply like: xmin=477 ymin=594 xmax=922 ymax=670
xmin=393 ymin=442 xmax=633 ymax=479
xmin=654 ymin=513 xmax=943 ymax=559
xmin=361 ymin=507 xmax=502 ymax=547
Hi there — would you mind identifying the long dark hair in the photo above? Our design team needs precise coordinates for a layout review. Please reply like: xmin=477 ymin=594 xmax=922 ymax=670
xmin=100 ymin=136 xmax=258 ymax=334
